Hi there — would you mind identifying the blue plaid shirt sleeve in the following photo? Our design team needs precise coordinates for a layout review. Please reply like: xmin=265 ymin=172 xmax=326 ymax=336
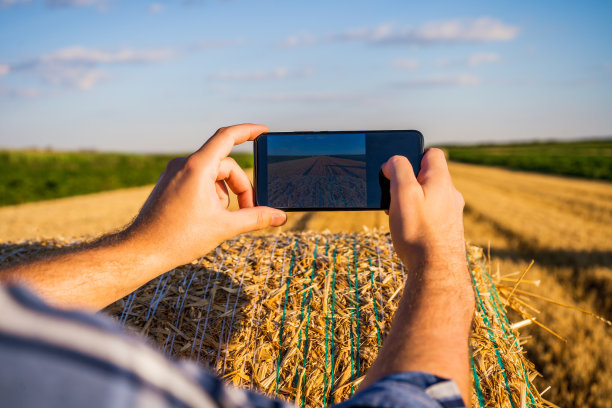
xmin=0 ymin=285 xmax=464 ymax=408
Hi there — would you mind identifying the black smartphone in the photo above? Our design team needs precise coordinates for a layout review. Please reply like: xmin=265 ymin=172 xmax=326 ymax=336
xmin=254 ymin=130 xmax=424 ymax=211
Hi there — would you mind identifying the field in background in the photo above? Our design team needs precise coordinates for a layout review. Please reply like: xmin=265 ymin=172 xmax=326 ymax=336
xmin=3 ymin=138 xmax=611 ymax=207
xmin=451 ymin=162 xmax=612 ymax=407
xmin=1 ymin=148 xmax=612 ymax=406
xmin=443 ymin=138 xmax=612 ymax=180
xmin=0 ymin=150 xmax=252 ymax=206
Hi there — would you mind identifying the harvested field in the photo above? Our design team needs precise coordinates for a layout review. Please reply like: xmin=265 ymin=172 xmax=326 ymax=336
xmin=268 ymin=156 xmax=367 ymax=208
xmin=0 ymin=185 xmax=153 ymax=241
xmin=0 ymin=232 xmax=553 ymax=407
xmin=1 ymin=162 xmax=611 ymax=407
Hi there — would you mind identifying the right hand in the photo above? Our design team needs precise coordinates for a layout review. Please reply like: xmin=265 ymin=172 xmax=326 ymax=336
xmin=381 ymin=149 xmax=469 ymax=287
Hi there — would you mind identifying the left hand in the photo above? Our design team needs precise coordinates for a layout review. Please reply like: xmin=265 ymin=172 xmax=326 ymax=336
xmin=125 ymin=124 xmax=287 ymax=270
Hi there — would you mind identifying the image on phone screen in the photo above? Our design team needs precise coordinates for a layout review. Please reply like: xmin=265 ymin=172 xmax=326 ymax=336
xmin=267 ymin=133 xmax=366 ymax=208
xmin=255 ymin=130 xmax=423 ymax=211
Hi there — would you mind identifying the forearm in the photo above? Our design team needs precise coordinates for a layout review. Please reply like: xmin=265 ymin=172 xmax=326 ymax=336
xmin=360 ymin=256 xmax=474 ymax=404
xmin=0 ymin=125 xmax=285 ymax=312
xmin=0 ymin=232 xmax=169 ymax=311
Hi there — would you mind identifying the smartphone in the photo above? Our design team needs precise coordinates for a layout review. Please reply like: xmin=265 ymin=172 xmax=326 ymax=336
xmin=254 ymin=130 xmax=424 ymax=211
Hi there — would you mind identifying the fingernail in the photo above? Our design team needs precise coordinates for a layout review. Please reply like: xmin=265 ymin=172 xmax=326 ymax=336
xmin=271 ymin=211 xmax=287 ymax=226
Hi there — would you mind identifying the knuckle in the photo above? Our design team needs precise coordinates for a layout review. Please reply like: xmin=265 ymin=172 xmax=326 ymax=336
xmin=184 ymin=155 xmax=199 ymax=171
xmin=166 ymin=157 xmax=183 ymax=170
xmin=388 ymin=155 xmax=408 ymax=166
xmin=428 ymin=147 xmax=446 ymax=158
xmin=224 ymin=156 xmax=237 ymax=167
xmin=255 ymin=211 xmax=270 ymax=229
xmin=456 ymin=190 xmax=465 ymax=209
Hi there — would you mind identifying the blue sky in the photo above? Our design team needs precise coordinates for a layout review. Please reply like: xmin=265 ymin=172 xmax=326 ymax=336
xmin=0 ymin=0 xmax=611 ymax=153
xmin=268 ymin=133 xmax=365 ymax=156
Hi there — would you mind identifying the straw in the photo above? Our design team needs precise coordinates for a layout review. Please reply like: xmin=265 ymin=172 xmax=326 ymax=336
xmin=0 ymin=231 xmax=561 ymax=408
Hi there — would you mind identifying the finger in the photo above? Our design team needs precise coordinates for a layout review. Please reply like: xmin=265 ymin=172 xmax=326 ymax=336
xmin=194 ymin=124 xmax=269 ymax=163
xmin=381 ymin=155 xmax=422 ymax=209
xmin=215 ymin=180 xmax=230 ymax=207
xmin=229 ymin=206 xmax=287 ymax=234
xmin=417 ymin=148 xmax=451 ymax=187
xmin=381 ymin=155 xmax=418 ymax=185
xmin=217 ymin=157 xmax=254 ymax=208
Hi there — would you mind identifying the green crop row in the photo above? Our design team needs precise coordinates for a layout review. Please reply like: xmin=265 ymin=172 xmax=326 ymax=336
xmin=441 ymin=139 xmax=612 ymax=181
xmin=0 ymin=150 xmax=253 ymax=206
xmin=2 ymin=139 xmax=609 ymax=207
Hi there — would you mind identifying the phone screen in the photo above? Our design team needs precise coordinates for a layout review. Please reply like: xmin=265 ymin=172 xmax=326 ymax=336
xmin=255 ymin=130 xmax=423 ymax=210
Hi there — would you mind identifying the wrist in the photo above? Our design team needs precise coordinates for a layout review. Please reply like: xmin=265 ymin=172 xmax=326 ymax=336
xmin=118 ymin=224 xmax=213 ymax=274
xmin=400 ymin=247 xmax=475 ymax=323
xmin=103 ymin=228 xmax=171 ymax=278
xmin=401 ymin=241 xmax=468 ymax=278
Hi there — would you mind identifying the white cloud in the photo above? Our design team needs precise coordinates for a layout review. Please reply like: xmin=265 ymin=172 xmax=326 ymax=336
xmin=148 ymin=2 xmax=163 ymax=14
xmin=409 ymin=18 xmax=517 ymax=43
xmin=398 ymin=74 xmax=480 ymax=87
xmin=38 ymin=65 xmax=108 ymax=90
xmin=0 ymin=84 xmax=40 ymax=99
xmin=434 ymin=58 xmax=454 ymax=67
xmin=435 ymin=52 xmax=501 ymax=67
xmin=0 ymin=64 xmax=10 ymax=75
xmin=210 ymin=67 xmax=314 ymax=82
xmin=281 ymin=23 xmax=393 ymax=47
xmin=281 ymin=33 xmax=319 ymax=48
xmin=12 ymin=87 xmax=40 ymax=98
xmin=282 ymin=18 xmax=518 ymax=47
xmin=242 ymin=92 xmax=368 ymax=104
xmin=39 ymin=46 xmax=176 ymax=64
xmin=391 ymin=58 xmax=419 ymax=70
xmin=191 ymin=38 xmax=245 ymax=50
xmin=1 ymin=0 xmax=31 ymax=6
xmin=46 ymin=0 xmax=107 ymax=8
xmin=3 ymin=0 xmax=109 ymax=9
xmin=468 ymin=52 xmax=501 ymax=66
xmin=6 ymin=46 xmax=176 ymax=91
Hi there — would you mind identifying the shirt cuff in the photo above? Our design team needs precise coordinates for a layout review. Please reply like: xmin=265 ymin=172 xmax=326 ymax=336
xmin=332 ymin=371 xmax=465 ymax=408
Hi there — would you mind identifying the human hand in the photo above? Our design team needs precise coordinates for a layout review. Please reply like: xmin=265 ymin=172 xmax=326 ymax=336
xmin=366 ymin=149 xmax=474 ymax=406
xmin=381 ymin=149 xmax=469 ymax=288
xmin=125 ymin=124 xmax=287 ymax=270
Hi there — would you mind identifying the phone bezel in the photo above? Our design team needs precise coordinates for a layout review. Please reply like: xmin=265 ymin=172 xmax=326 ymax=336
xmin=254 ymin=130 xmax=424 ymax=211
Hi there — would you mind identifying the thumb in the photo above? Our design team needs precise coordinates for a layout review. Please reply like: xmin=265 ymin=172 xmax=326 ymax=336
xmin=230 ymin=206 xmax=287 ymax=234
xmin=381 ymin=155 xmax=423 ymax=211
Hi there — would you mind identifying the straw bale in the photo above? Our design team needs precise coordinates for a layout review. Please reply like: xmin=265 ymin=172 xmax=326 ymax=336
xmin=0 ymin=231 xmax=554 ymax=407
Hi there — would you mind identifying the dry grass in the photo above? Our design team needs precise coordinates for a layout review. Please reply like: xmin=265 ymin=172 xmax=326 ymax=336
xmin=0 ymin=231 xmax=560 ymax=408
xmin=454 ymin=162 xmax=612 ymax=407
xmin=1 ymin=162 xmax=610 ymax=406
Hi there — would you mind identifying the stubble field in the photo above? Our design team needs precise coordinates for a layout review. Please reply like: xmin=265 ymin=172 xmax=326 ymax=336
xmin=1 ymin=162 xmax=611 ymax=407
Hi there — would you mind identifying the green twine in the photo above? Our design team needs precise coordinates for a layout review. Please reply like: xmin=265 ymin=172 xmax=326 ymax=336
xmin=467 ymin=250 xmax=516 ymax=408
xmin=471 ymin=354 xmax=487 ymax=408
xmin=346 ymin=251 xmax=356 ymax=396
xmin=275 ymin=239 xmax=299 ymax=394
xmin=368 ymin=255 xmax=382 ymax=348
xmin=322 ymin=242 xmax=332 ymax=406
xmin=293 ymin=239 xmax=318 ymax=388
xmin=299 ymin=240 xmax=318 ymax=407
xmin=478 ymin=260 xmax=537 ymax=408
xmin=327 ymin=247 xmax=339 ymax=405
xmin=353 ymin=238 xmax=361 ymax=380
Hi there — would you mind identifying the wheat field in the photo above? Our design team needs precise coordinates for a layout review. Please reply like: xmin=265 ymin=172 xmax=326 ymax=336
xmin=1 ymin=162 xmax=611 ymax=407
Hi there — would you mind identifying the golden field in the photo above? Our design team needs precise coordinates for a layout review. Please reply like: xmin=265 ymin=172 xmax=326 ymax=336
xmin=1 ymin=162 xmax=611 ymax=407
